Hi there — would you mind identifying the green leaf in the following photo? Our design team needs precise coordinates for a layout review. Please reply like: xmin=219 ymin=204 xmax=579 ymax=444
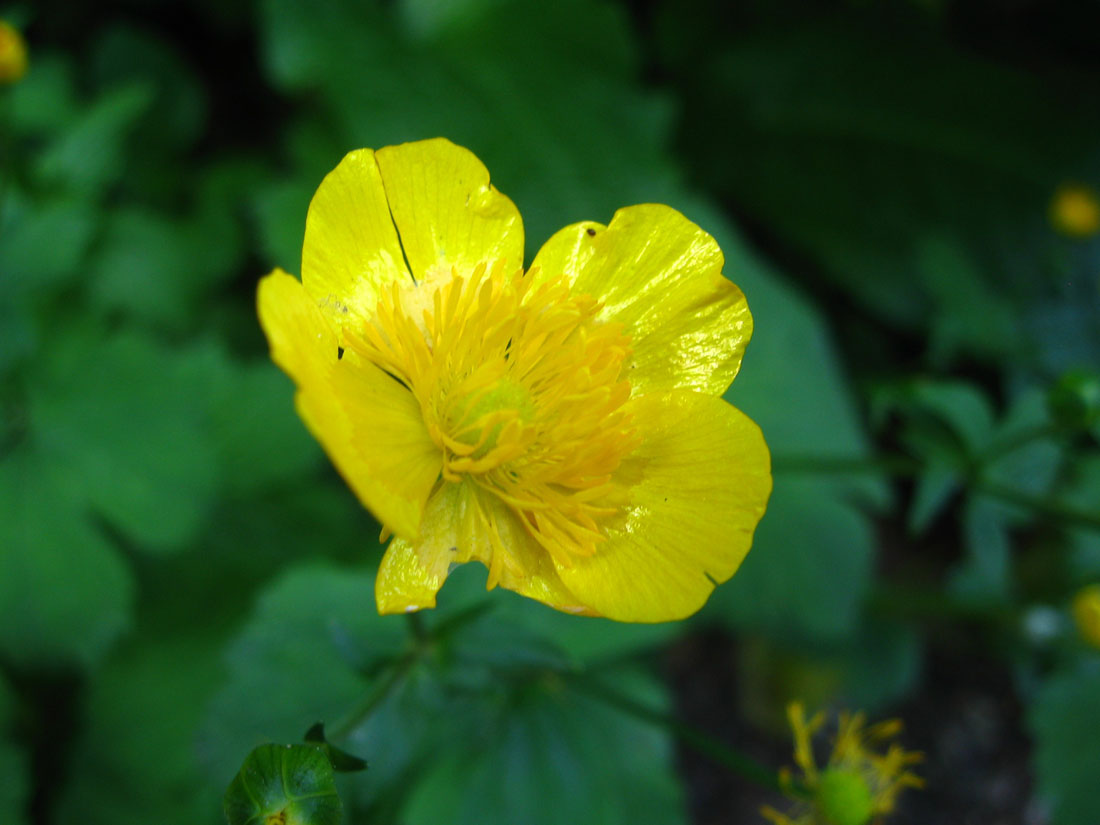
xmin=10 ymin=52 xmax=79 ymax=136
xmin=0 ymin=196 xmax=97 ymax=296
xmin=402 ymin=671 xmax=686 ymax=825
xmin=34 ymin=83 xmax=155 ymax=197
xmin=1031 ymin=666 xmax=1100 ymax=825
xmin=29 ymin=329 xmax=220 ymax=552
xmin=703 ymin=476 xmax=874 ymax=643
xmin=252 ymin=179 xmax=312 ymax=272
xmin=87 ymin=209 xmax=200 ymax=330
xmin=917 ymin=234 xmax=1016 ymax=364
xmin=199 ymin=352 xmax=322 ymax=496
xmin=903 ymin=379 xmax=996 ymax=456
xmin=0 ymin=449 xmax=133 ymax=668
xmin=224 ymin=744 xmax=343 ymax=825
xmin=435 ymin=564 xmax=679 ymax=665
xmin=949 ymin=497 xmax=1012 ymax=603
xmin=203 ymin=564 xmax=686 ymax=823
xmin=52 ymin=636 xmax=225 ymax=825
xmin=200 ymin=565 xmax=407 ymax=789
xmin=90 ymin=25 xmax=207 ymax=154
xmin=908 ymin=467 xmax=961 ymax=534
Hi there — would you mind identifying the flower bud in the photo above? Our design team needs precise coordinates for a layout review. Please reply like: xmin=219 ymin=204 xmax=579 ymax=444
xmin=1050 ymin=184 xmax=1100 ymax=238
xmin=0 ymin=20 xmax=28 ymax=85
xmin=1073 ymin=584 xmax=1100 ymax=649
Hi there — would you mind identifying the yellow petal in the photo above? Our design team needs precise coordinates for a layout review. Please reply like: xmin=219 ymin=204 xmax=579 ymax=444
xmin=376 ymin=480 xmax=593 ymax=616
xmin=258 ymin=270 xmax=441 ymax=538
xmin=530 ymin=204 xmax=751 ymax=396
xmin=553 ymin=391 xmax=771 ymax=622
xmin=301 ymin=148 xmax=411 ymax=331
xmin=375 ymin=138 xmax=524 ymax=281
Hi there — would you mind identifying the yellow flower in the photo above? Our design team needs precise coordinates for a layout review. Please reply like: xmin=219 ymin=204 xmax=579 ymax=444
xmin=0 ymin=20 xmax=27 ymax=85
xmin=1050 ymin=183 xmax=1100 ymax=238
xmin=257 ymin=138 xmax=771 ymax=622
xmin=1073 ymin=584 xmax=1100 ymax=648
xmin=761 ymin=703 xmax=923 ymax=825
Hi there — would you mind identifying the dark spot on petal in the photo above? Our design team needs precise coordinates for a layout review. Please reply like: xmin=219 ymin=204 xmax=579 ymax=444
xmin=585 ymin=227 xmax=597 ymax=236
xmin=337 ymin=346 xmax=345 ymax=360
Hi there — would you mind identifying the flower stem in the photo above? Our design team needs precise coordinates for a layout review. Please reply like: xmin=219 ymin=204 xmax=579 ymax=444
xmin=328 ymin=604 xmax=494 ymax=741
xmin=570 ymin=675 xmax=784 ymax=794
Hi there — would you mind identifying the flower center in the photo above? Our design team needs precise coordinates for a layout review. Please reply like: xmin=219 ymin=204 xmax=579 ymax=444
xmin=350 ymin=260 xmax=638 ymax=567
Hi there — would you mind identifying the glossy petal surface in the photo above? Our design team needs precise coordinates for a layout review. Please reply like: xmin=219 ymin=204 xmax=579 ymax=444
xmin=258 ymin=270 xmax=440 ymax=538
xmin=553 ymin=391 xmax=771 ymax=621
xmin=375 ymin=138 xmax=524 ymax=281
xmin=376 ymin=481 xmax=592 ymax=615
xmin=301 ymin=149 xmax=410 ymax=332
xmin=530 ymin=204 xmax=751 ymax=396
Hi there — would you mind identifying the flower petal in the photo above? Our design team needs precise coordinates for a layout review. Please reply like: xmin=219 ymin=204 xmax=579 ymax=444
xmin=375 ymin=138 xmax=524 ymax=281
xmin=530 ymin=204 xmax=751 ymax=396
xmin=376 ymin=480 xmax=593 ymax=616
xmin=301 ymin=148 xmax=411 ymax=331
xmin=553 ymin=391 xmax=771 ymax=622
xmin=258 ymin=270 xmax=441 ymax=539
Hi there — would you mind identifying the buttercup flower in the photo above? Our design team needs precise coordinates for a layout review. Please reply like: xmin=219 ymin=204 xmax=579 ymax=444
xmin=1073 ymin=583 xmax=1100 ymax=648
xmin=762 ymin=703 xmax=923 ymax=825
xmin=0 ymin=20 xmax=28 ymax=84
xmin=258 ymin=138 xmax=770 ymax=622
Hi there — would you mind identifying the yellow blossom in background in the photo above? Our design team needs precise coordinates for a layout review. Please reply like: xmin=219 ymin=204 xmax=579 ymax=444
xmin=0 ymin=20 xmax=27 ymax=84
xmin=1050 ymin=183 xmax=1100 ymax=238
xmin=1073 ymin=584 xmax=1100 ymax=648
xmin=762 ymin=702 xmax=923 ymax=825
xmin=258 ymin=138 xmax=771 ymax=622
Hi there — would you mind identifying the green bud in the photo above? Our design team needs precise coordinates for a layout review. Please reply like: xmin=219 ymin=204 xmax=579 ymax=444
xmin=224 ymin=744 xmax=342 ymax=825
xmin=817 ymin=768 xmax=874 ymax=825
xmin=1048 ymin=369 xmax=1100 ymax=430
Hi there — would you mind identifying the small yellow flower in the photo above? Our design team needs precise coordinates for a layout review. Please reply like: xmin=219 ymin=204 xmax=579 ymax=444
xmin=0 ymin=20 xmax=27 ymax=85
xmin=762 ymin=703 xmax=923 ymax=825
xmin=1050 ymin=184 xmax=1100 ymax=238
xmin=1073 ymin=584 xmax=1100 ymax=648
xmin=257 ymin=138 xmax=771 ymax=621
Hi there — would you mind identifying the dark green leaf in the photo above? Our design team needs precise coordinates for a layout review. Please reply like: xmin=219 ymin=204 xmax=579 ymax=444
xmin=10 ymin=52 xmax=79 ymax=136
xmin=34 ymin=83 xmax=155 ymax=196
xmin=0 ymin=196 xmax=96 ymax=296
xmin=29 ymin=329 xmax=220 ymax=552
xmin=0 ymin=449 xmax=133 ymax=668
xmin=52 ymin=636 xmax=225 ymax=825
xmin=401 ymin=671 xmax=687 ymax=825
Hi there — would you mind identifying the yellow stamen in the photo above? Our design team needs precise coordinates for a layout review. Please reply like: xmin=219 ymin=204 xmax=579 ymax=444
xmin=349 ymin=260 xmax=638 ymax=567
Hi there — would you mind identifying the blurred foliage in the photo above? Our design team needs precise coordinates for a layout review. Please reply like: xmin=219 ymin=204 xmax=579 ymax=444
xmin=1 ymin=0 xmax=1099 ymax=823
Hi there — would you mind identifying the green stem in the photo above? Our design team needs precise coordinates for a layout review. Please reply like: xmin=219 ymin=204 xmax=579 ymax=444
xmin=973 ymin=480 xmax=1100 ymax=532
xmin=775 ymin=452 xmax=1100 ymax=533
xmin=328 ymin=605 xmax=494 ymax=741
xmin=570 ymin=676 xmax=784 ymax=794
xmin=976 ymin=421 xmax=1067 ymax=466
xmin=327 ymin=647 xmax=417 ymax=741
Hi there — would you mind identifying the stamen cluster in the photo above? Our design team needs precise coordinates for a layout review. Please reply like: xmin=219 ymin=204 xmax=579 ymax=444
xmin=350 ymin=261 xmax=638 ymax=570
